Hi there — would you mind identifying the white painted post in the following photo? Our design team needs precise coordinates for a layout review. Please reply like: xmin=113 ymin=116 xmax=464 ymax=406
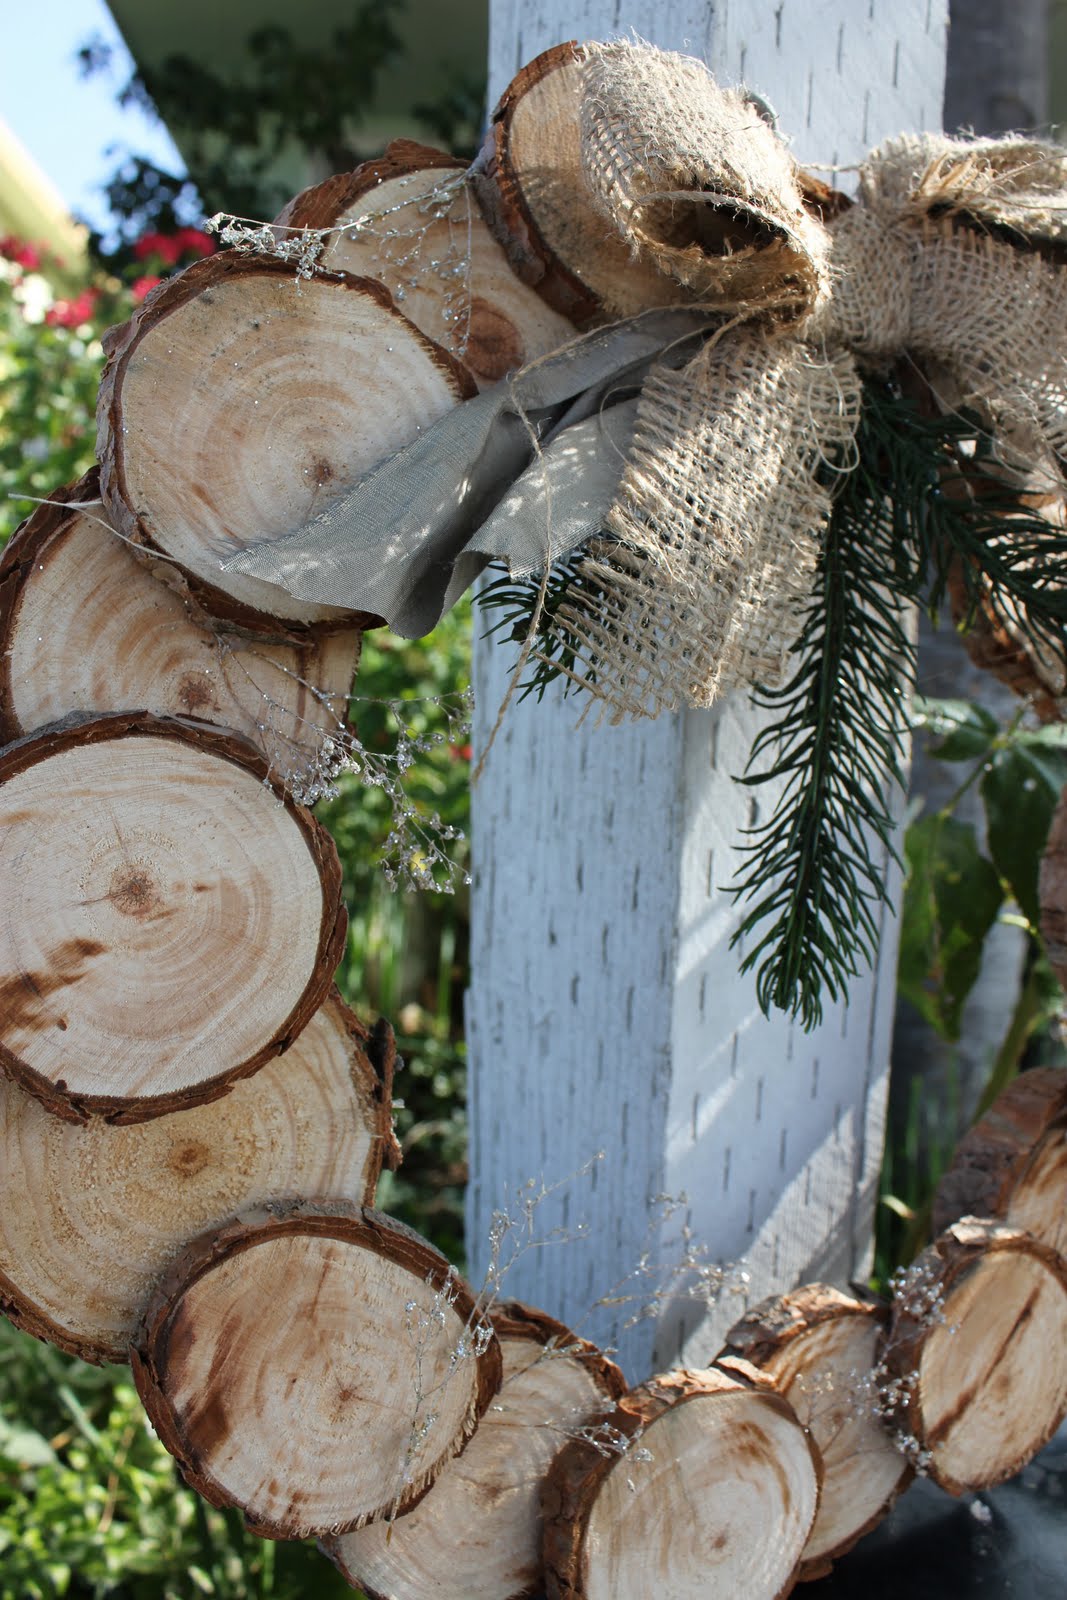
xmin=467 ymin=0 xmax=948 ymax=1379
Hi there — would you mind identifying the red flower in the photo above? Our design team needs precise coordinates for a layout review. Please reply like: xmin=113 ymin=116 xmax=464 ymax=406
xmin=131 ymin=274 xmax=163 ymax=303
xmin=0 ymin=236 xmax=42 ymax=271
xmin=175 ymin=227 xmax=216 ymax=258
xmin=132 ymin=231 xmax=183 ymax=265
xmin=449 ymin=742 xmax=473 ymax=762
xmin=44 ymin=287 xmax=100 ymax=328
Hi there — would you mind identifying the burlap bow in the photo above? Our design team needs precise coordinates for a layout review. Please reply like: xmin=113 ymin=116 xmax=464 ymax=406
xmin=226 ymin=40 xmax=1067 ymax=721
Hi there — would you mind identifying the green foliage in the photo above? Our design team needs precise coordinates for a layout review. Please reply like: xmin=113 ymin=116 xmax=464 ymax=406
xmin=320 ymin=614 xmax=472 ymax=1265
xmin=879 ymin=694 xmax=1067 ymax=1277
xmin=79 ymin=7 xmax=486 ymax=265
xmin=0 ymin=265 xmax=124 ymax=545
xmin=897 ymin=813 xmax=1004 ymax=1039
xmin=898 ymin=696 xmax=1067 ymax=1037
xmin=0 ymin=1322 xmax=356 ymax=1599
xmin=728 ymin=415 xmax=917 ymax=1029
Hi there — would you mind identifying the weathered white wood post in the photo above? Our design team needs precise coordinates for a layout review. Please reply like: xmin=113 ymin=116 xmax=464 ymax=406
xmin=467 ymin=0 xmax=949 ymax=1377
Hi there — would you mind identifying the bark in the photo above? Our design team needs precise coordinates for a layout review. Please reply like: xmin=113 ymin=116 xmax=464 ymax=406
xmin=933 ymin=1065 xmax=1067 ymax=1254
xmin=0 ymin=990 xmax=397 ymax=1363
xmin=947 ymin=534 xmax=1067 ymax=722
xmin=1040 ymin=790 xmax=1067 ymax=989
xmin=277 ymin=141 xmax=575 ymax=389
xmin=470 ymin=43 xmax=691 ymax=325
xmin=131 ymin=1201 xmax=502 ymax=1541
xmin=0 ymin=711 xmax=346 ymax=1123
xmin=541 ymin=1364 xmax=821 ymax=1600
xmin=329 ymin=1300 xmax=627 ymax=1600
xmin=97 ymin=253 xmax=476 ymax=632
xmin=0 ymin=472 xmax=365 ymax=793
xmin=881 ymin=1218 xmax=1067 ymax=1494
xmin=721 ymin=1284 xmax=911 ymax=1579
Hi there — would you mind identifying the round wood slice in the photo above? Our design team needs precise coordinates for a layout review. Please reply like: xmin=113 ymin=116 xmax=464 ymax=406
xmin=329 ymin=1300 xmax=627 ymax=1600
xmin=0 ymin=712 xmax=346 ymax=1123
xmin=276 ymin=141 xmax=575 ymax=389
xmin=1041 ymin=791 xmax=1067 ymax=989
xmin=0 ymin=991 xmax=399 ymax=1363
xmin=131 ymin=1201 xmax=502 ymax=1540
xmin=933 ymin=1067 xmax=1067 ymax=1254
xmin=471 ymin=43 xmax=691 ymax=325
xmin=97 ymin=253 xmax=476 ymax=631
xmin=0 ymin=473 xmax=363 ymax=791
xmin=722 ymin=1285 xmax=910 ymax=1579
xmin=881 ymin=1219 xmax=1067 ymax=1495
xmin=541 ymin=1364 xmax=821 ymax=1600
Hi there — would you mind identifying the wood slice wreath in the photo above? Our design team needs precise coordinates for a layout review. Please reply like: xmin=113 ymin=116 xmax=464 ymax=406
xmin=0 ymin=712 xmax=345 ymax=1122
xmin=277 ymin=140 xmax=575 ymax=388
xmin=541 ymin=1363 xmax=821 ymax=1600
xmin=0 ymin=991 xmax=397 ymax=1364
xmin=471 ymin=42 xmax=691 ymax=324
xmin=0 ymin=472 xmax=363 ymax=789
xmin=721 ymin=1285 xmax=910 ymax=1579
xmin=933 ymin=1066 xmax=1067 ymax=1255
xmin=131 ymin=1201 xmax=502 ymax=1540
xmin=329 ymin=1300 xmax=627 ymax=1600
xmin=97 ymin=253 xmax=476 ymax=631
xmin=881 ymin=1219 xmax=1067 ymax=1495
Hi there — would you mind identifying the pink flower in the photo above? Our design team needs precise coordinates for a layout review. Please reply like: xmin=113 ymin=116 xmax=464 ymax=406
xmin=132 ymin=231 xmax=183 ymax=265
xmin=175 ymin=227 xmax=216 ymax=258
xmin=0 ymin=236 xmax=42 ymax=271
xmin=45 ymin=288 xmax=100 ymax=328
xmin=131 ymin=274 xmax=163 ymax=303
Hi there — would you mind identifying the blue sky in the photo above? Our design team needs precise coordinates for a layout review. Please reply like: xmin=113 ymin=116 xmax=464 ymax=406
xmin=1 ymin=0 xmax=185 ymax=230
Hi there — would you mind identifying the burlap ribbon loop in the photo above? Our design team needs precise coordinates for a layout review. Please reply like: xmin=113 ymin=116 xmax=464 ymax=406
xmin=578 ymin=40 xmax=831 ymax=322
xmin=560 ymin=83 xmax=1067 ymax=721
xmin=225 ymin=42 xmax=1067 ymax=724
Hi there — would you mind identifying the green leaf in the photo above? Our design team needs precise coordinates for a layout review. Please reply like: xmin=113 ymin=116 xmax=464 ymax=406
xmin=981 ymin=746 xmax=1063 ymax=927
xmin=912 ymin=696 xmax=999 ymax=761
xmin=897 ymin=814 xmax=1004 ymax=1039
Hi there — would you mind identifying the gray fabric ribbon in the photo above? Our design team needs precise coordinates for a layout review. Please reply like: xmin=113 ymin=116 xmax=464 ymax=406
xmin=222 ymin=308 xmax=714 ymax=638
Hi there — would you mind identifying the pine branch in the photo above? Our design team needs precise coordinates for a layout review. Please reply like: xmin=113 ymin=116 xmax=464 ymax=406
xmin=475 ymin=374 xmax=1067 ymax=1029
xmin=729 ymin=377 xmax=1067 ymax=1028
xmin=476 ymin=546 xmax=614 ymax=703
xmin=727 ymin=398 xmax=919 ymax=1029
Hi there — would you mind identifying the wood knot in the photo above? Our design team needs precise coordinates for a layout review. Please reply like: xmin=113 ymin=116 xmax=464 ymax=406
xmin=108 ymin=866 xmax=164 ymax=920
xmin=170 ymin=1141 xmax=212 ymax=1179
xmin=466 ymin=297 xmax=524 ymax=383
xmin=177 ymin=672 xmax=218 ymax=715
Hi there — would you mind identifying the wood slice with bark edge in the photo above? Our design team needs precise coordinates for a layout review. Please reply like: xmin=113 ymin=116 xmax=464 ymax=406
xmin=1041 ymin=792 xmax=1067 ymax=990
xmin=0 ymin=472 xmax=364 ymax=792
xmin=470 ymin=42 xmax=692 ymax=326
xmin=721 ymin=1285 xmax=911 ymax=1581
xmin=880 ymin=1219 xmax=1067 ymax=1495
xmin=276 ymin=141 xmax=576 ymax=389
xmin=97 ymin=253 xmax=476 ymax=633
xmin=0 ymin=991 xmax=399 ymax=1364
xmin=472 ymin=45 xmax=844 ymax=329
xmin=131 ymin=1200 xmax=502 ymax=1541
xmin=328 ymin=1299 xmax=627 ymax=1600
xmin=0 ymin=711 xmax=346 ymax=1124
xmin=933 ymin=1067 xmax=1067 ymax=1256
xmin=541 ymin=1364 xmax=822 ymax=1600
xmin=948 ymin=556 xmax=1066 ymax=723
